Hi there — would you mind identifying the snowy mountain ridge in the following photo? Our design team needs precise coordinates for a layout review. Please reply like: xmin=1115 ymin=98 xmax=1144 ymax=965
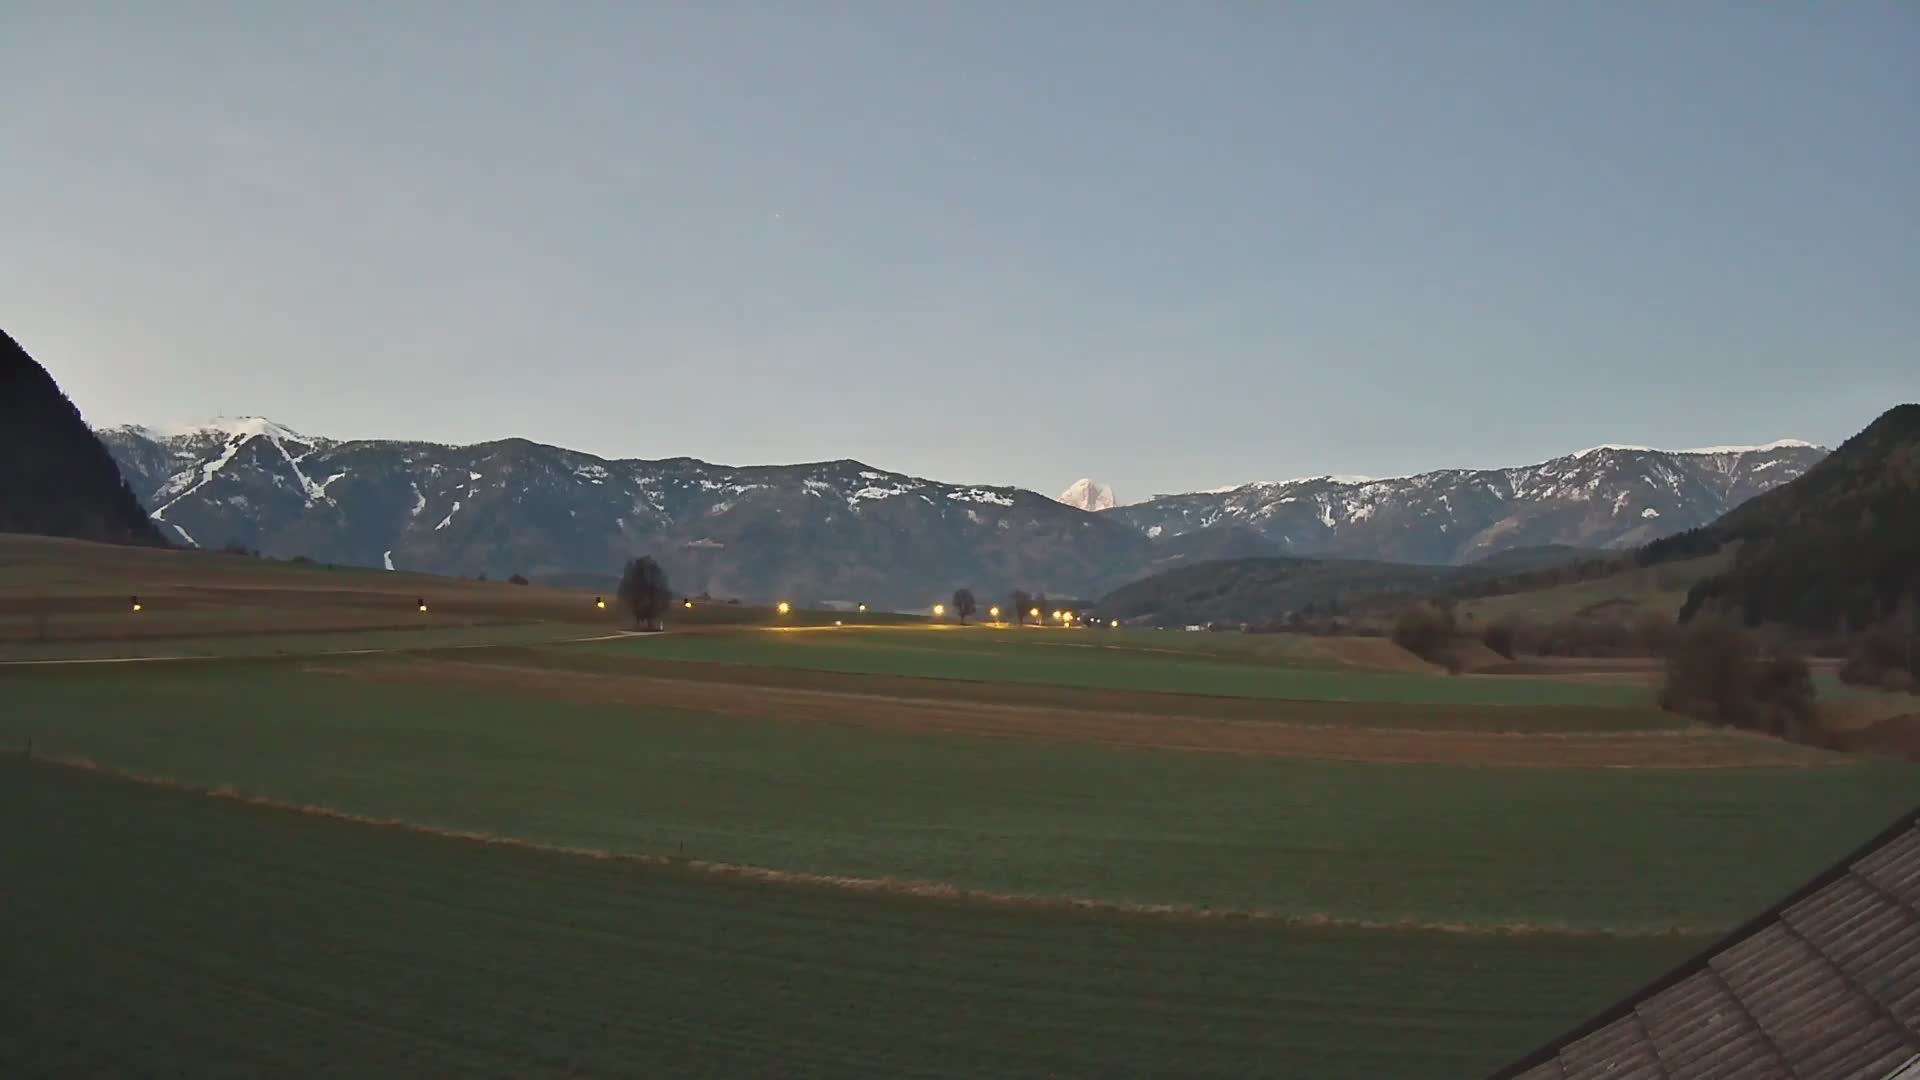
xmin=98 ymin=418 xmax=1826 ymax=599
xmin=1112 ymin=441 xmax=1828 ymax=565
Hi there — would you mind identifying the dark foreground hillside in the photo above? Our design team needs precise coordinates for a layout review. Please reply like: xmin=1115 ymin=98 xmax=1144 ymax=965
xmin=1674 ymin=404 xmax=1920 ymax=630
xmin=0 ymin=330 xmax=163 ymax=546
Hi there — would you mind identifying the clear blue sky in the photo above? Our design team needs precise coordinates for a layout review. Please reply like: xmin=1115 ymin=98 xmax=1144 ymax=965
xmin=4 ymin=4 xmax=1913 ymax=499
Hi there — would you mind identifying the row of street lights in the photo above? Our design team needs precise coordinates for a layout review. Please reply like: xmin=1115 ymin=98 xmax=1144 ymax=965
xmin=748 ymin=599 xmax=1117 ymax=629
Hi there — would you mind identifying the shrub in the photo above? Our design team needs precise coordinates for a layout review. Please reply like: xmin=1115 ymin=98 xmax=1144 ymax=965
xmin=617 ymin=555 xmax=673 ymax=631
xmin=1392 ymin=602 xmax=1460 ymax=673
xmin=1659 ymin=616 xmax=1817 ymax=736
xmin=1627 ymin=611 xmax=1677 ymax=657
xmin=1544 ymin=619 xmax=1639 ymax=657
xmin=1838 ymin=617 xmax=1919 ymax=693
xmin=1481 ymin=622 xmax=1517 ymax=660
xmin=508 ymin=574 xmax=529 ymax=586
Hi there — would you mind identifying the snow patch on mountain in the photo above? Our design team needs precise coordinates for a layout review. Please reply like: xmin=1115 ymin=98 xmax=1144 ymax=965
xmin=434 ymin=501 xmax=460 ymax=530
xmin=1206 ymin=474 xmax=1378 ymax=494
xmin=950 ymin=488 xmax=1015 ymax=507
xmin=136 ymin=416 xmax=313 ymax=443
xmin=1575 ymin=438 xmax=1813 ymax=458
xmin=851 ymin=480 xmax=917 ymax=503
xmin=1677 ymin=438 xmax=1817 ymax=455
xmin=151 ymin=430 xmax=252 ymax=515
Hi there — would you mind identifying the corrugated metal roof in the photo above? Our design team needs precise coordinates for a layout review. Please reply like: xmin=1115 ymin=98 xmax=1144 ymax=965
xmin=1491 ymin=810 xmax=1920 ymax=1080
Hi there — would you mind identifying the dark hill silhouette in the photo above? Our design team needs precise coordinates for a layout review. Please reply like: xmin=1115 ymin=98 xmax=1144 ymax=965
xmin=1669 ymin=404 xmax=1919 ymax=629
xmin=0 ymin=330 xmax=165 ymax=546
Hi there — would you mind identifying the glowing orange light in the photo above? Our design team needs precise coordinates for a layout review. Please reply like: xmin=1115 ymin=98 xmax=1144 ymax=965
xmin=777 ymin=601 xmax=791 ymax=615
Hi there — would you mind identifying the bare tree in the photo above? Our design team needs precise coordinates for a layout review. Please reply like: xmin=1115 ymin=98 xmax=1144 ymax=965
xmin=617 ymin=555 xmax=673 ymax=631
xmin=952 ymin=588 xmax=977 ymax=625
xmin=1010 ymin=589 xmax=1032 ymax=626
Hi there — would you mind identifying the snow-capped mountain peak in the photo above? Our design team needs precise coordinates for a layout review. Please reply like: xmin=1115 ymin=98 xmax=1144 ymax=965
xmin=1573 ymin=438 xmax=1814 ymax=459
xmin=1057 ymin=478 xmax=1117 ymax=512
xmin=124 ymin=416 xmax=317 ymax=444
xmin=1674 ymin=438 xmax=1817 ymax=455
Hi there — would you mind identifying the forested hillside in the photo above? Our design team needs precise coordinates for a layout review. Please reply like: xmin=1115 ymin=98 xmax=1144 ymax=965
xmin=0 ymin=331 xmax=163 ymax=547
xmin=1676 ymin=405 xmax=1919 ymax=630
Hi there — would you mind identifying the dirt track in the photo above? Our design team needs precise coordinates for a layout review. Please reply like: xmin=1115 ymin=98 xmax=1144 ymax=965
xmin=328 ymin=657 xmax=1831 ymax=769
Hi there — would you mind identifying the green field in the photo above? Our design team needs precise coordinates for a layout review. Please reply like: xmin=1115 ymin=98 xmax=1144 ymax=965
xmin=561 ymin=628 xmax=1656 ymax=707
xmin=1456 ymin=552 xmax=1732 ymax=624
xmin=0 ymin=758 xmax=1702 ymax=1080
xmin=0 ymin=621 xmax=607 ymax=662
xmin=5 ymin=537 xmax=1913 ymax=1078
xmin=5 ymin=660 xmax=1910 ymax=930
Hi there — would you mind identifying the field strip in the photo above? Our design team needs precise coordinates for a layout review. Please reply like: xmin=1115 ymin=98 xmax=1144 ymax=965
xmin=15 ymin=753 xmax=1724 ymax=940
xmin=0 ymin=631 xmax=639 ymax=667
xmin=332 ymin=658 xmax=1829 ymax=769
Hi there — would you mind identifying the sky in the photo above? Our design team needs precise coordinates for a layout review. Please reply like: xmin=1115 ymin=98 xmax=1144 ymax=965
xmin=4 ymin=4 xmax=1914 ymax=500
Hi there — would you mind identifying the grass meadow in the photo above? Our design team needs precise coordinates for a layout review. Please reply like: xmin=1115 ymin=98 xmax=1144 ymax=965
xmin=4 ymin=536 xmax=1913 ymax=1078
xmin=2 ymin=758 xmax=1702 ymax=1080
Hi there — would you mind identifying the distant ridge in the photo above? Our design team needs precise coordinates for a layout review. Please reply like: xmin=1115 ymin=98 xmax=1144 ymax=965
xmin=97 ymin=414 xmax=1827 ymax=602
xmin=1111 ymin=441 xmax=1828 ymax=565
xmin=0 ymin=330 xmax=165 ymax=547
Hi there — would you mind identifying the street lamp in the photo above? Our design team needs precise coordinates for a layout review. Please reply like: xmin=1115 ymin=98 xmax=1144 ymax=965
xmin=988 ymin=606 xmax=1000 ymax=621
xmin=777 ymin=601 xmax=791 ymax=615
xmin=595 ymin=597 xmax=606 ymax=610
xmin=933 ymin=604 xmax=945 ymax=617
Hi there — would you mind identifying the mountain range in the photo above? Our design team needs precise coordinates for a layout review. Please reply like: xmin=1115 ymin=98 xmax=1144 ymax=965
xmin=96 ymin=417 xmax=1825 ymax=608
xmin=1114 ymin=440 xmax=1826 ymax=564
